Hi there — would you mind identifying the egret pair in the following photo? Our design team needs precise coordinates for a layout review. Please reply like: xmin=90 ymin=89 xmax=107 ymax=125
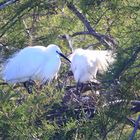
xmin=1 ymin=44 xmax=115 ymax=93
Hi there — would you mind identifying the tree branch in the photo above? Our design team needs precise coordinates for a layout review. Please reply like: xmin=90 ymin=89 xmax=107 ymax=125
xmin=0 ymin=0 xmax=18 ymax=10
xmin=129 ymin=115 xmax=140 ymax=140
xmin=71 ymin=31 xmax=91 ymax=37
xmin=67 ymin=2 xmax=116 ymax=49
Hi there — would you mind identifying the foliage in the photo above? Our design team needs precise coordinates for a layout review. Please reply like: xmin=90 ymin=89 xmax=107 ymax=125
xmin=0 ymin=0 xmax=140 ymax=139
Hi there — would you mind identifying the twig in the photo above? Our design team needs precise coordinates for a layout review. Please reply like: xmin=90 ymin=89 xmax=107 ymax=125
xmin=23 ymin=20 xmax=31 ymax=37
xmin=129 ymin=115 xmax=140 ymax=140
xmin=71 ymin=31 xmax=91 ymax=37
xmin=67 ymin=2 xmax=116 ymax=49
xmin=127 ymin=117 xmax=140 ymax=130
xmin=0 ymin=0 xmax=18 ymax=10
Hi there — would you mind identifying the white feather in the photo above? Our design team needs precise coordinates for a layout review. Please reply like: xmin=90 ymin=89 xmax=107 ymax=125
xmin=69 ymin=48 xmax=115 ymax=83
xmin=2 ymin=44 xmax=63 ymax=84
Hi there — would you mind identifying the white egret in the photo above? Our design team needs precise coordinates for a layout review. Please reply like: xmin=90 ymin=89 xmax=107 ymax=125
xmin=2 ymin=44 xmax=71 ymax=93
xmin=69 ymin=48 xmax=115 ymax=93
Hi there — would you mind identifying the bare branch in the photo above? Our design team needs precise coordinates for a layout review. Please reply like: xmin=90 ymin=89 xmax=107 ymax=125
xmin=126 ymin=117 xmax=140 ymax=130
xmin=22 ymin=20 xmax=31 ymax=37
xmin=71 ymin=31 xmax=91 ymax=37
xmin=0 ymin=0 xmax=18 ymax=10
xmin=130 ymin=115 xmax=140 ymax=140
xmin=67 ymin=2 xmax=117 ymax=49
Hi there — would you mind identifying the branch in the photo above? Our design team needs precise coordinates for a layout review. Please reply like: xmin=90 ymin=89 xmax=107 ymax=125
xmin=23 ymin=20 xmax=31 ymax=37
xmin=71 ymin=31 xmax=91 ymax=37
xmin=67 ymin=2 xmax=116 ymax=49
xmin=0 ymin=0 xmax=18 ymax=10
xmin=126 ymin=117 xmax=140 ymax=130
xmin=65 ymin=82 xmax=101 ymax=92
xmin=129 ymin=115 xmax=140 ymax=140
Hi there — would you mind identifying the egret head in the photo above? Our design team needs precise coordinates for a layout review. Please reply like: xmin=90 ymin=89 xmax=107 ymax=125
xmin=47 ymin=44 xmax=71 ymax=63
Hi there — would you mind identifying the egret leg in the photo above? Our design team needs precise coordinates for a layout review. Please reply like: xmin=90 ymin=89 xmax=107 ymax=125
xmin=23 ymin=82 xmax=32 ymax=94
xmin=89 ymin=82 xmax=93 ymax=89
xmin=76 ymin=82 xmax=80 ymax=95
xmin=23 ymin=80 xmax=35 ymax=94
xmin=80 ymin=83 xmax=84 ymax=93
xmin=76 ymin=82 xmax=83 ymax=96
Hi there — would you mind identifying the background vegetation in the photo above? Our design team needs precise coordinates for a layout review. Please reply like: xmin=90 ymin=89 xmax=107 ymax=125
xmin=0 ymin=0 xmax=140 ymax=139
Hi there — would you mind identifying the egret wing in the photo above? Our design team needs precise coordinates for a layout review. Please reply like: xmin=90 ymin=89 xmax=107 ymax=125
xmin=2 ymin=46 xmax=48 ymax=83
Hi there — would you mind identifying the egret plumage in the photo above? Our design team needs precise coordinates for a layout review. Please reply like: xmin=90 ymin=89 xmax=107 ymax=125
xmin=2 ymin=44 xmax=71 ymax=93
xmin=69 ymin=48 xmax=115 ymax=85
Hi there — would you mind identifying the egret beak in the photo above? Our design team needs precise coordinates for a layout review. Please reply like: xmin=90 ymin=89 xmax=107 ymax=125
xmin=56 ymin=51 xmax=71 ymax=63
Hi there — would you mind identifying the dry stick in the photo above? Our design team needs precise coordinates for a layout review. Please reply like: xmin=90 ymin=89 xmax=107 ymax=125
xmin=23 ymin=20 xmax=31 ymax=37
xmin=129 ymin=115 xmax=140 ymax=140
